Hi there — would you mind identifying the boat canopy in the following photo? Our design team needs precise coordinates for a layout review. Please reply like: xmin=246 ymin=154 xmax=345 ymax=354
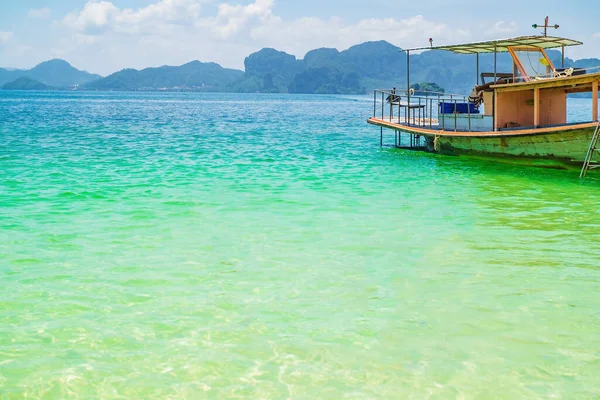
xmin=407 ymin=35 xmax=583 ymax=54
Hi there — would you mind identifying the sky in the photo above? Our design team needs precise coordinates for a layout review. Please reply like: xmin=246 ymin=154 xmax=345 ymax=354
xmin=1 ymin=0 xmax=599 ymax=76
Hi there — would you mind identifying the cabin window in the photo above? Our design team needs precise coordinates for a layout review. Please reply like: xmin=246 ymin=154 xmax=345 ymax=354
xmin=508 ymin=47 xmax=554 ymax=81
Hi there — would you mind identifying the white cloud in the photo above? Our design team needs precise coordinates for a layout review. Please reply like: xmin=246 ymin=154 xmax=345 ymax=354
xmin=73 ymin=34 xmax=101 ymax=45
xmin=63 ymin=1 xmax=119 ymax=33
xmin=11 ymin=45 xmax=33 ymax=57
xmin=53 ymin=0 xmax=472 ymax=75
xmin=593 ymin=32 xmax=600 ymax=39
xmin=61 ymin=0 xmax=466 ymax=46
xmin=486 ymin=21 xmax=519 ymax=36
xmin=28 ymin=8 xmax=51 ymax=19
xmin=245 ymin=14 xmax=470 ymax=61
xmin=0 ymin=35 xmax=31 ymax=64
xmin=0 ymin=32 xmax=13 ymax=46
xmin=63 ymin=0 xmax=205 ymax=35
xmin=206 ymin=0 xmax=275 ymax=39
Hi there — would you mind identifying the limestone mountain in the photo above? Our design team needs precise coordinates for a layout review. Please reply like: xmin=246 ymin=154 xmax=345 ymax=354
xmin=4 ymin=41 xmax=599 ymax=94
xmin=229 ymin=41 xmax=600 ymax=95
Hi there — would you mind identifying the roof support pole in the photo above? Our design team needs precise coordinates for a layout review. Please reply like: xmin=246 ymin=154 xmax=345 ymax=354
xmin=534 ymin=87 xmax=540 ymax=128
xmin=476 ymin=53 xmax=479 ymax=85
xmin=593 ymin=80 xmax=598 ymax=122
xmin=406 ymin=50 xmax=411 ymax=125
xmin=493 ymin=44 xmax=497 ymax=131
xmin=493 ymin=91 xmax=498 ymax=131
xmin=561 ymin=45 xmax=565 ymax=68
xmin=493 ymin=45 xmax=497 ymax=82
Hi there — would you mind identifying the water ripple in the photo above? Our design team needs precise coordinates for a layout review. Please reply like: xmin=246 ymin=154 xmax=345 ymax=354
xmin=1 ymin=92 xmax=600 ymax=398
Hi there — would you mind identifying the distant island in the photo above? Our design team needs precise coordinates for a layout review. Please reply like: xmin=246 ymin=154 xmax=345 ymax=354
xmin=2 ymin=41 xmax=599 ymax=95
xmin=82 ymin=61 xmax=243 ymax=92
xmin=2 ymin=76 xmax=51 ymax=90
xmin=0 ymin=59 xmax=101 ymax=90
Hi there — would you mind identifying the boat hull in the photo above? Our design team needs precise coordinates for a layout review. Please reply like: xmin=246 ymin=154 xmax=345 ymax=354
xmin=367 ymin=118 xmax=597 ymax=167
xmin=433 ymin=126 xmax=595 ymax=162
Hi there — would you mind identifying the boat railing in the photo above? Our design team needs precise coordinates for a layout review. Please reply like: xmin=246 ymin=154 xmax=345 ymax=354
xmin=491 ymin=65 xmax=600 ymax=85
xmin=372 ymin=89 xmax=477 ymax=132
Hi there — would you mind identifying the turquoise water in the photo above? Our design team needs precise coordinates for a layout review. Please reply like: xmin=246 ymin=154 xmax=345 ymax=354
xmin=1 ymin=92 xmax=600 ymax=399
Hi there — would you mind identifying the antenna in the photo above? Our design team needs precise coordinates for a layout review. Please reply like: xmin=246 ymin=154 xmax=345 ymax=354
xmin=532 ymin=16 xmax=559 ymax=37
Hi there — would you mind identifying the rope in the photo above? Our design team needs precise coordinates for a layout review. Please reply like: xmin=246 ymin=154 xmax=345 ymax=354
xmin=433 ymin=135 xmax=440 ymax=152
xmin=468 ymin=87 xmax=484 ymax=107
xmin=553 ymin=67 xmax=574 ymax=78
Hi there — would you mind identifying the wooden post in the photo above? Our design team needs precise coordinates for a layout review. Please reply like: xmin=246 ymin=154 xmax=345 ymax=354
xmin=406 ymin=50 xmax=410 ymax=114
xmin=534 ymin=87 xmax=540 ymax=127
xmin=476 ymin=53 xmax=479 ymax=85
xmin=593 ymin=80 xmax=598 ymax=122
xmin=493 ymin=45 xmax=497 ymax=83
xmin=493 ymin=91 xmax=498 ymax=131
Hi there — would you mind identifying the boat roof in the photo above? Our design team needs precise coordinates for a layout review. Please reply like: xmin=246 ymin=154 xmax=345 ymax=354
xmin=407 ymin=35 xmax=583 ymax=54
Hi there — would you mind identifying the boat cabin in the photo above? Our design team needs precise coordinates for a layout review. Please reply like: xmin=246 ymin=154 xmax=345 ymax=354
xmin=367 ymin=33 xmax=600 ymax=173
xmin=370 ymin=35 xmax=600 ymax=133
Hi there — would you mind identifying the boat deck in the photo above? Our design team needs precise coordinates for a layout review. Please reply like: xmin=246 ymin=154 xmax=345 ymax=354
xmin=368 ymin=117 xmax=600 ymax=138
xmin=374 ymin=115 xmax=440 ymax=127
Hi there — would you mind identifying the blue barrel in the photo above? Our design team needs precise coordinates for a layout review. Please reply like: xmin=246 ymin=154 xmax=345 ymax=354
xmin=439 ymin=102 xmax=479 ymax=114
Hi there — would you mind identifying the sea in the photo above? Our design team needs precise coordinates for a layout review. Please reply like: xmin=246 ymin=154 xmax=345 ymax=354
xmin=1 ymin=91 xmax=599 ymax=399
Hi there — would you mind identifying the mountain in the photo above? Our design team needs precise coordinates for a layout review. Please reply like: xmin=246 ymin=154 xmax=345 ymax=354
xmin=28 ymin=59 xmax=101 ymax=87
xmin=229 ymin=48 xmax=303 ymax=93
xmin=0 ymin=68 xmax=23 ymax=87
xmin=83 ymin=61 xmax=244 ymax=91
xmin=245 ymin=48 xmax=302 ymax=80
xmin=2 ymin=77 xmax=50 ymax=90
xmin=304 ymin=48 xmax=339 ymax=69
xmin=0 ymin=59 xmax=101 ymax=88
xmin=229 ymin=41 xmax=408 ymax=94
xmin=228 ymin=41 xmax=600 ymax=95
xmin=4 ymin=42 xmax=599 ymax=94
xmin=288 ymin=67 xmax=360 ymax=94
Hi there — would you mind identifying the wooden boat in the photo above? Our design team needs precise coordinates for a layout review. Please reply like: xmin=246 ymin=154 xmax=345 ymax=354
xmin=367 ymin=34 xmax=600 ymax=169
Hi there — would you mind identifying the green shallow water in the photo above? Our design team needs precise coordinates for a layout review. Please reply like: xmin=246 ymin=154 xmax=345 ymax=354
xmin=1 ymin=92 xmax=600 ymax=399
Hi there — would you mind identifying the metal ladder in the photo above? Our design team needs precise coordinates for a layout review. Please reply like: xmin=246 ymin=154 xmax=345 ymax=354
xmin=580 ymin=121 xmax=600 ymax=178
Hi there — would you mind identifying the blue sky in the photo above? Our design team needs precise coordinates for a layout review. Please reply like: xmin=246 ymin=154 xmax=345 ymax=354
xmin=1 ymin=0 xmax=599 ymax=75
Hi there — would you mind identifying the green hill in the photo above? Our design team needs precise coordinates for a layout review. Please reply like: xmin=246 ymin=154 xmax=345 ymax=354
xmin=0 ymin=59 xmax=101 ymax=88
xmin=228 ymin=48 xmax=303 ymax=93
xmin=83 ymin=61 xmax=244 ymax=91
xmin=4 ymin=41 xmax=598 ymax=95
xmin=2 ymin=76 xmax=50 ymax=90
xmin=229 ymin=41 xmax=409 ymax=93
xmin=228 ymin=41 xmax=600 ymax=95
